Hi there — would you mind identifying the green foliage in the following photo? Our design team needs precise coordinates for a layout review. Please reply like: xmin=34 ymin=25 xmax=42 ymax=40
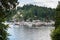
xmin=17 ymin=4 xmax=55 ymax=21
xmin=0 ymin=0 xmax=18 ymax=40
xmin=0 ymin=23 xmax=9 ymax=40
xmin=55 ymin=1 xmax=60 ymax=29
xmin=51 ymin=1 xmax=60 ymax=40
xmin=55 ymin=11 xmax=60 ymax=27
xmin=6 ymin=9 xmax=17 ymax=21
xmin=51 ymin=27 xmax=60 ymax=40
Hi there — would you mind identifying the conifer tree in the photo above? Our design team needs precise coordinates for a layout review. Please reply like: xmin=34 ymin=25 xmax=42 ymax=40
xmin=0 ymin=0 xmax=18 ymax=40
xmin=55 ymin=1 xmax=60 ymax=29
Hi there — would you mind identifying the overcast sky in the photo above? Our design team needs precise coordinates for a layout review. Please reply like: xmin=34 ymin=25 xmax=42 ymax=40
xmin=18 ymin=0 xmax=60 ymax=8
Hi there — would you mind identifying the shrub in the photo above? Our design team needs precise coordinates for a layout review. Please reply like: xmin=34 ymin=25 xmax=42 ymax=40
xmin=51 ymin=27 xmax=60 ymax=40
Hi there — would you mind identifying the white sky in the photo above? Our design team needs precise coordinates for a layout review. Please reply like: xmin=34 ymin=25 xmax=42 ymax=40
xmin=18 ymin=0 xmax=60 ymax=8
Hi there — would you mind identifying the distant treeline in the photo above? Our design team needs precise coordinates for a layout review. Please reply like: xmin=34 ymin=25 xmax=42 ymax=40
xmin=17 ymin=4 xmax=55 ymax=21
xmin=6 ymin=4 xmax=55 ymax=21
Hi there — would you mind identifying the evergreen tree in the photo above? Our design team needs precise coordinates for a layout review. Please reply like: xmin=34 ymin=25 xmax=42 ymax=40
xmin=0 ymin=0 xmax=18 ymax=40
xmin=51 ymin=1 xmax=60 ymax=40
xmin=55 ymin=1 xmax=60 ymax=29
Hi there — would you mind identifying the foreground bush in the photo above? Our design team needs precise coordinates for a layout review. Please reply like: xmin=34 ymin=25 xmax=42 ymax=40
xmin=51 ymin=27 xmax=60 ymax=40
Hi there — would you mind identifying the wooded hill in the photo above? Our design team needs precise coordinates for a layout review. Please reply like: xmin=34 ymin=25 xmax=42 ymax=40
xmin=16 ymin=4 xmax=55 ymax=21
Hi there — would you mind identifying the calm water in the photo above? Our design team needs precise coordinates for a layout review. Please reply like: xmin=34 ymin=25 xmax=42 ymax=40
xmin=7 ymin=25 xmax=54 ymax=40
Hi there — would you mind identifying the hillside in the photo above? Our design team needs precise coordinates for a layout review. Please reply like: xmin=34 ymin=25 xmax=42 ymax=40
xmin=13 ymin=4 xmax=55 ymax=21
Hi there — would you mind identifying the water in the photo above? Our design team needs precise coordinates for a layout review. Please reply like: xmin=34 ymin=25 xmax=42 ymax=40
xmin=7 ymin=25 xmax=54 ymax=40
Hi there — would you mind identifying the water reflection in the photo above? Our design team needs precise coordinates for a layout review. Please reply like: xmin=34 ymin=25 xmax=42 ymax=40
xmin=8 ymin=25 xmax=54 ymax=40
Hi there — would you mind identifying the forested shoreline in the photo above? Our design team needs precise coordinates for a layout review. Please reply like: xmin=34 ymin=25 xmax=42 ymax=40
xmin=10 ymin=4 xmax=55 ymax=22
